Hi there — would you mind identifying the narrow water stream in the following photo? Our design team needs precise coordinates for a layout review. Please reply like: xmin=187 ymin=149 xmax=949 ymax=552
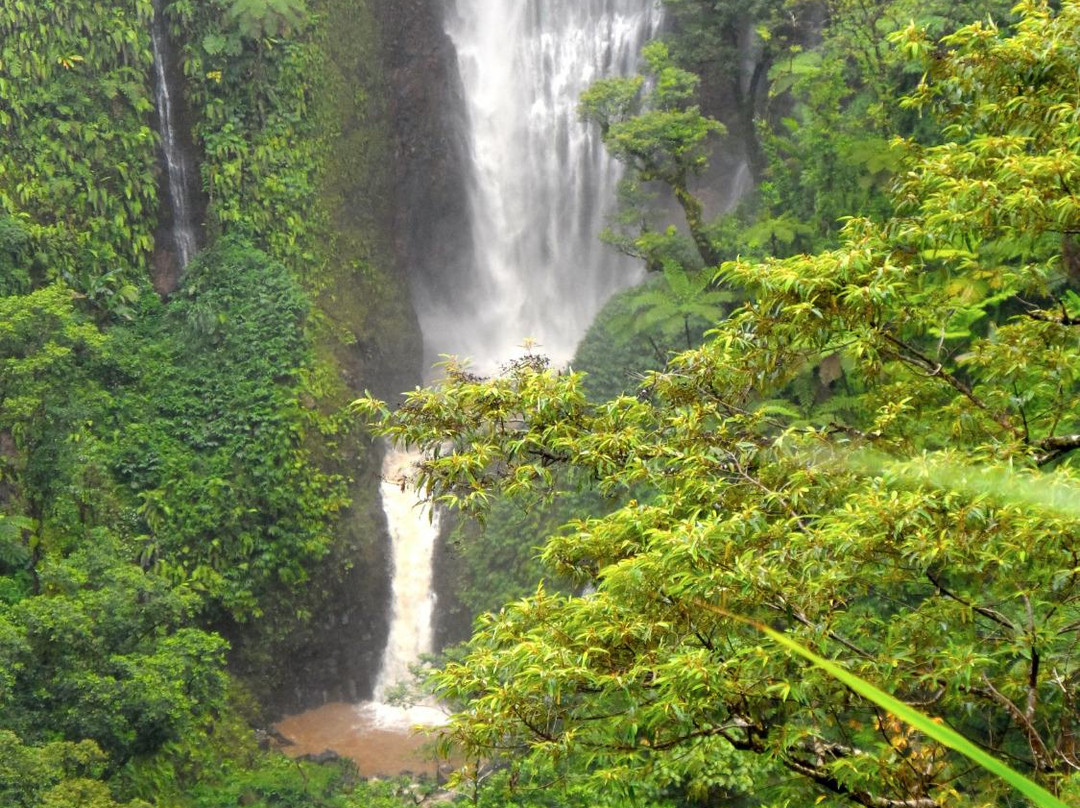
xmin=276 ymin=450 xmax=448 ymax=777
xmin=372 ymin=448 xmax=441 ymax=702
xmin=149 ymin=0 xmax=199 ymax=269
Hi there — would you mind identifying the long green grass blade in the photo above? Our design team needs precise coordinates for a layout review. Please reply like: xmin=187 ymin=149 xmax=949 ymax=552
xmin=698 ymin=604 xmax=1071 ymax=808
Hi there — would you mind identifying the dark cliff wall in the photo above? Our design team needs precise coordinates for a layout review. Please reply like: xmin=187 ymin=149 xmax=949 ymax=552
xmin=375 ymin=0 xmax=479 ymax=653
xmin=376 ymin=0 xmax=475 ymax=365
xmin=225 ymin=0 xmax=437 ymax=716
xmin=245 ymin=0 xmax=476 ymax=713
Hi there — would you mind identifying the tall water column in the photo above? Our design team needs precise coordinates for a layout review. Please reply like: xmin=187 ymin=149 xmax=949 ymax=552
xmin=373 ymin=0 xmax=660 ymax=708
xmin=277 ymin=0 xmax=663 ymax=772
xmin=415 ymin=0 xmax=663 ymax=369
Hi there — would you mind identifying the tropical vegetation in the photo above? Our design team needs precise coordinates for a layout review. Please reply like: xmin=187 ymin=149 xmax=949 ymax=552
xmin=2 ymin=0 xmax=1079 ymax=805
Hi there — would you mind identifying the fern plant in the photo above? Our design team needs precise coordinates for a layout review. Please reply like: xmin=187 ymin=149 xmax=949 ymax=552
xmin=610 ymin=261 xmax=735 ymax=357
xmin=225 ymin=0 xmax=308 ymax=39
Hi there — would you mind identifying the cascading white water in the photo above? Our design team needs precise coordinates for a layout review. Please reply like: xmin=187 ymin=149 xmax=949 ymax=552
xmin=367 ymin=0 xmax=660 ymax=720
xmin=374 ymin=0 xmax=660 ymax=701
xmin=150 ymin=0 xmax=199 ymax=269
xmin=377 ymin=0 xmax=662 ymax=694
xmin=278 ymin=1 xmax=663 ymax=770
xmin=419 ymin=0 xmax=663 ymax=369
xmin=371 ymin=448 xmax=442 ymax=709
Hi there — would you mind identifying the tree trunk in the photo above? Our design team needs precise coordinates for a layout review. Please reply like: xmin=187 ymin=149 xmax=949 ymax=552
xmin=674 ymin=184 xmax=721 ymax=268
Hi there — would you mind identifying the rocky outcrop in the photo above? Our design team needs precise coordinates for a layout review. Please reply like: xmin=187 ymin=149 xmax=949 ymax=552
xmin=233 ymin=0 xmax=475 ymax=715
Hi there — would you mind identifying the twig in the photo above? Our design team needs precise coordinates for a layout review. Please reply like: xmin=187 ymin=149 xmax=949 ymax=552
xmin=925 ymin=570 xmax=1017 ymax=632
xmin=880 ymin=334 xmax=1016 ymax=435
xmin=766 ymin=599 xmax=874 ymax=660
xmin=1035 ymin=434 xmax=1080 ymax=466
xmin=979 ymin=673 xmax=1052 ymax=772
xmin=1025 ymin=308 xmax=1080 ymax=326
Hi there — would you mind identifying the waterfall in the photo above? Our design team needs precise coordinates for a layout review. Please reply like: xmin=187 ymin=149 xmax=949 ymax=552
xmin=373 ymin=448 xmax=440 ymax=702
xmin=149 ymin=0 xmax=199 ymax=270
xmin=277 ymin=0 xmax=663 ymax=768
xmin=416 ymin=0 xmax=663 ymax=369
xmin=370 ymin=0 xmax=660 ymax=716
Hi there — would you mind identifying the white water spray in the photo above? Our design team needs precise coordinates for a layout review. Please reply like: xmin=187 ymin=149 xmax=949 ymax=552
xmin=363 ymin=0 xmax=662 ymax=744
xmin=364 ymin=447 xmax=446 ymax=728
xmin=150 ymin=0 xmax=199 ymax=269
xmin=417 ymin=0 xmax=663 ymax=369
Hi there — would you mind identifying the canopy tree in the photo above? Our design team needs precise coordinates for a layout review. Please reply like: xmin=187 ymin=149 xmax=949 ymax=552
xmin=359 ymin=3 xmax=1080 ymax=806
xmin=580 ymin=41 xmax=724 ymax=269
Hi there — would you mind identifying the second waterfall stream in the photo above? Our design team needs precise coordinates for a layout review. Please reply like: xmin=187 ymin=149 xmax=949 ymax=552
xmin=276 ymin=0 xmax=662 ymax=775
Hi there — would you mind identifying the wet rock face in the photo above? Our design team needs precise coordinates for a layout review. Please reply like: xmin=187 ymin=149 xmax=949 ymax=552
xmin=376 ymin=0 xmax=475 ymax=329
xmin=149 ymin=0 xmax=206 ymax=296
xmin=220 ymin=445 xmax=394 ymax=717
xmin=232 ymin=2 xmax=469 ymax=717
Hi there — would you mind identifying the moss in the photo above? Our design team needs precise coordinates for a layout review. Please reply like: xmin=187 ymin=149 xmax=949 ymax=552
xmin=309 ymin=0 xmax=422 ymax=404
xmin=214 ymin=0 xmax=422 ymax=710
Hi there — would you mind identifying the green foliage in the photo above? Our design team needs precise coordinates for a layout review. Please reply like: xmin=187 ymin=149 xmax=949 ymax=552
xmin=440 ymin=287 xmax=703 ymax=620
xmin=581 ymin=42 xmax=725 ymax=268
xmin=0 ymin=731 xmax=148 ymax=808
xmin=226 ymin=0 xmax=309 ymax=40
xmin=0 ymin=0 xmax=410 ymax=804
xmin=360 ymin=4 xmax=1080 ymax=806
xmin=0 ymin=285 xmax=109 ymax=529
xmin=574 ymin=287 xmax=671 ymax=402
xmin=894 ymin=1 xmax=1080 ymax=266
xmin=724 ymin=607 xmax=1071 ymax=808
xmin=450 ymin=481 xmax=628 ymax=619
xmin=0 ymin=286 xmax=104 ymax=432
xmin=0 ymin=0 xmax=158 ymax=293
xmin=0 ymin=530 xmax=227 ymax=765
xmin=659 ymin=0 xmax=800 ymax=160
xmin=758 ymin=0 xmax=1017 ymax=252
xmin=465 ymin=753 xmax=745 ymax=808
xmin=0 ymin=215 xmax=33 ymax=294
xmin=0 ymin=245 xmax=347 ymax=620
xmin=609 ymin=263 xmax=734 ymax=354
xmin=449 ymin=500 xmax=560 ymax=618
xmin=653 ymin=0 xmax=1018 ymax=262
xmin=168 ymin=0 xmax=329 ymax=288
xmin=180 ymin=757 xmax=435 ymax=808
xmin=447 ymin=258 xmax=741 ymax=619
xmin=0 ymin=241 xmax=358 ymax=799
xmin=106 ymin=240 xmax=347 ymax=619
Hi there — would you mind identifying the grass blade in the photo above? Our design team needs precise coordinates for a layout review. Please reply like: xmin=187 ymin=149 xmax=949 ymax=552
xmin=698 ymin=604 xmax=1071 ymax=808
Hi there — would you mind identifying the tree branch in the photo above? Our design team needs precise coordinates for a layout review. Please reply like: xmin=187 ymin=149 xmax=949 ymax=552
xmin=1025 ymin=309 xmax=1080 ymax=326
xmin=686 ymin=725 xmax=942 ymax=807
xmin=881 ymin=334 xmax=1017 ymax=435
xmin=783 ymin=751 xmax=941 ymax=808
xmin=765 ymin=599 xmax=874 ymax=660
xmin=979 ymin=673 xmax=1052 ymax=772
xmin=1035 ymin=434 xmax=1080 ymax=466
xmin=1023 ymin=595 xmax=1040 ymax=726
xmin=925 ymin=570 xmax=1017 ymax=632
